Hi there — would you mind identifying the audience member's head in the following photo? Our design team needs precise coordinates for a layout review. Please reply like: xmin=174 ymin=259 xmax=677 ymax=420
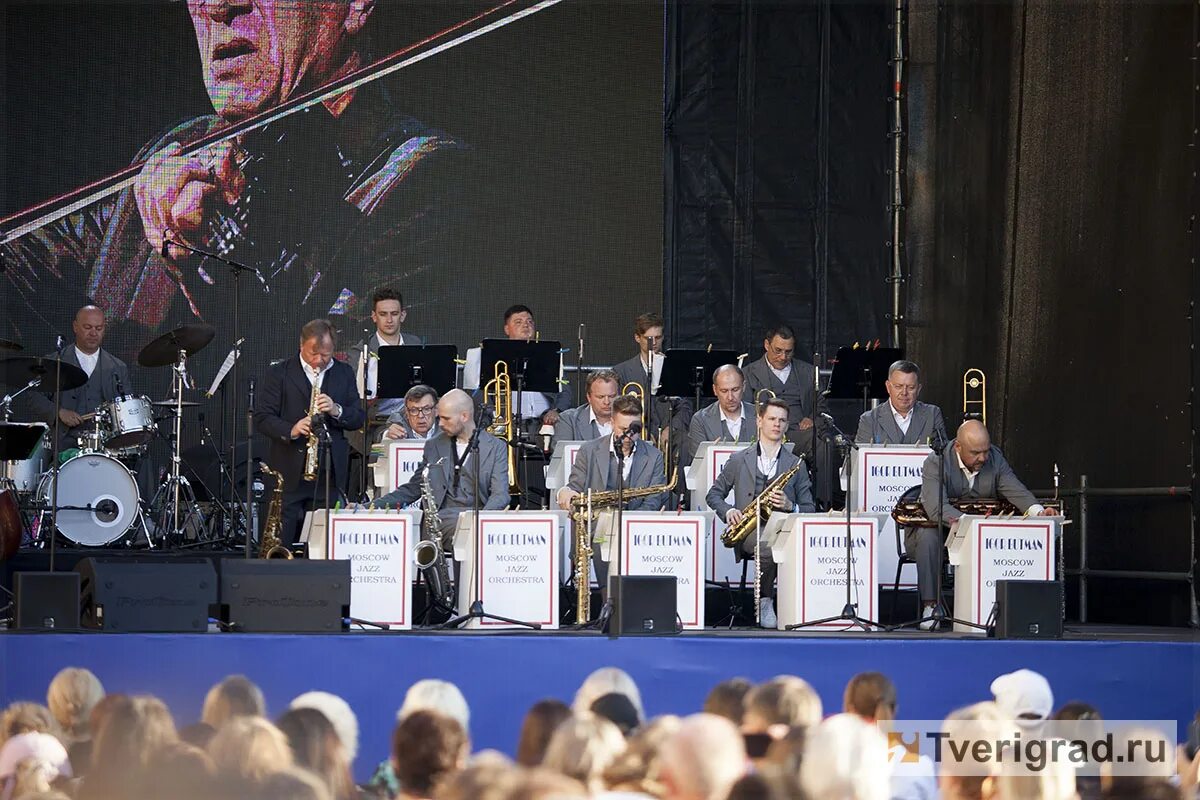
xmin=990 ymin=669 xmax=1053 ymax=730
xmin=702 ymin=678 xmax=753 ymax=724
xmin=590 ymin=693 xmax=641 ymax=738
xmin=85 ymin=694 xmax=127 ymax=743
xmin=201 ymin=675 xmax=266 ymax=730
xmin=506 ymin=767 xmax=589 ymax=800
xmin=1051 ymin=701 xmax=1102 ymax=722
xmin=658 ymin=713 xmax=746 ymax=800
xmin=988 ymin=758 xmax=1077 ymax=800
xmin=276 ymin=708 xmax=355 ymax=800
xmin=603 ymin=714 xmax=682 ymax=796
xmin=206 ymin=716 xmax=293 ymax=784
xmin=397 ymin=679 xmax=470 ymax=734
xmin=0 ymin=732 xmax=72 ymax=784
xmin=136 ymin=741 xmax=215 ymax=800
xmin=742 ymin=676 xmax=823 ymax=733
xmin=843 ymin=671 xmax=898 ymax=722
xmin=258 ymin=766 xmax=333 ymax=800
xmin=573 ymin=667 xmax=645 ymax=725
xmin=0 ymin=705 xmax=56 ymax=748
xmin=541 ymin=714 xmax=626 ymax=794
xmin=939 ymin=701 xmax=1007 ymax=800
xmin=91 ymin=695 xmax=178 ymax=773
xmin=726 ymin=772 xmax=787 ymax=800
xmin=438 ymin=758 xmax=523 ymax=800
xmin=45 ymin=669 xmax=104 ymax=742
xmin=288 ymin=691 xmax=359 ymax=762
xmin=515 ymin=699 xmax=572 ymax=767
xmin=391 ymin=710 xmax=469 ymax=799
xmin=799 ymin=714 xmax=890 ymax=800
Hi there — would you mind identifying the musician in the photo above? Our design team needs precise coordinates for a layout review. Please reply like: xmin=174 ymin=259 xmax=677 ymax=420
xmin=348 ymin=288 xmax=425 ymax=424
xmin=854 ymin=360 xmax=947 ymax=445
xmin=556 ymin=395 xmax=669 ymax=588
xmin=554 ymin=370 xmax=620 ymax=442
xmin=372 ymin=389 xmax=509 ymax=546
xmin=914 ymin=420 xmax=1055 ymax=624
xmin=706 ymin=398 xmax=815 ymax=628
xmin=611 ymin=313 xmax=693 ymax=449
xmin=255 ymin=319 xmax=365 ymax=547
xmin=685 ymin=364 xmax=756 ymax=469
xmin=27 ymin=306 xmax=132 ymax=451
xmin=380 ymin=385 xmax=440 ymax=442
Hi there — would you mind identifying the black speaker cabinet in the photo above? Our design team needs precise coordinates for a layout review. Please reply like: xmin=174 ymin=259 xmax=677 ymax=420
xmin=13 ymin=572 xmax=81 ymax=630
xmin=75 ymin=558 xmax=216 ymax=632
xmin=994 ymin=580 xmax=1063 ymax=639
xmin=608 ymin=575 xmax=677 ymax=636
xmin=220 ymin=560 xmax=350 ymax=633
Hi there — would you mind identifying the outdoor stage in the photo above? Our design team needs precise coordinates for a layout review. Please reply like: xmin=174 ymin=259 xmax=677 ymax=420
xmin=1 ymin=627 xmax=1196 ymax=782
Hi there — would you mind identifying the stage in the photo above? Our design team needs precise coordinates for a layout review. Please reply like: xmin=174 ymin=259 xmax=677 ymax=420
xmin=1 ymin=626 xmax=1196 ymax=781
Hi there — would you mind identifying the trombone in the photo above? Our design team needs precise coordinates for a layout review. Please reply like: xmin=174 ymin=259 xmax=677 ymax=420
xmin=963 ymin=368 xmax=986 ymax=425
xmin=484 ymin=360 xmax=519 ymax=497
xmin=621 ymin=381 xmax=650 ymax=435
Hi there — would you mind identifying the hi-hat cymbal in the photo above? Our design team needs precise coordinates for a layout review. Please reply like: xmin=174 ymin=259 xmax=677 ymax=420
xmin=151 ymin=399 xmax=202 ymax=408
xmin=137 ymin=324 xmax=217 ymax=368
xmin=0 ymin=356 xmax=88 ymax=393
xmin=0 ymin=339 xmax=23 ymax=352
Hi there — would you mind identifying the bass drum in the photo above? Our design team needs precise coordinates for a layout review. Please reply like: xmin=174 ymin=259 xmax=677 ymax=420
xmin=38 ymin=452 xmax=140 ymax=546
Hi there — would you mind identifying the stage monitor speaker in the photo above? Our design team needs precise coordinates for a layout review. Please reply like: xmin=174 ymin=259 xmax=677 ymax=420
xmin=75 ymin=558 xmax=216 ymax=632
xmin=13 ymin=572 xmax=81 ymax=630
xmin=608 ymin=575 xmax=677 ymax=636
xmin=994 ymin=580 xmax=1063 ymax=639
xmin=220 ymin=560 xmax=349 ymax=633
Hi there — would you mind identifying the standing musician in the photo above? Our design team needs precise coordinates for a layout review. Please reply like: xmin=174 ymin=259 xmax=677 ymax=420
xmin=372 ymin=389 xmax=509 ymax=547
xmin=380 ymin=385 xmax=440 ymax=442
xmin=348 ymin=287 xmax=425 ymax=434
xmin=685 ymin=364 xmax=756 ymax=470
xmin=854 ymin=360 xmax=947 ymax=445
xmin=255 ymin=319 xmax=365 ymax=547
xmin=915 ymin=420 xmax=1055 ymax=626
xmin=556 ymin=395 xmax=668 ymax=589
xmin=706 ymin=398 xmax=815 ymax=628
xmin=553 ymin=370 xmax=620 ymax=442
xmin=27 ymin=305 xmax=132 ymax=452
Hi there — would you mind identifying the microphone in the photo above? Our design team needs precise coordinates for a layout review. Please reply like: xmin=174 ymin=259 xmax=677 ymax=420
xmin=198 ymin=412 xmax=206 ymax=445
xmin=626 ymin=421 xmax=643 ymax=439
xmin=55 ymin=335 xmax=65 ymax=352
xmin=247 ymin=378 xmax=255 ymax=411
xmin=578 ymin=324 xmax=585 ymax=359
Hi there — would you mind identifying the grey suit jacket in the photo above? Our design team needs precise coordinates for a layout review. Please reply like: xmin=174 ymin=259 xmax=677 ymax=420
xmin=854 ymin=401 xmax=947 ymax=446
xmin=920 ymin=444 xmax=1038 ymax=524
xmin=706 ymin=445 xmax=814 ymax=521
xmin=610 ymin=355 xmax=693 ymax=436
xmin=374 ymin=430 xmax=510 ymax=512
xmin=554 ymin=404 xmax=605 ymax=443
xmin=685 ymin=400 xmax=756 ymax=467
xmin=742 ymin=356 xmax=829 ymax=425
xmin=566 ymin=435 xmax=668 ymax=511
xmin=26 ymin=348 xmax=131 ymax=446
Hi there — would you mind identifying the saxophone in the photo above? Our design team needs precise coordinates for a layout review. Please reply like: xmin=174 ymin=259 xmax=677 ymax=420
xmin=258 ymin=461 xmax=293 ymax=559
xmin=570 ymin=469 xmax=678 ymax=624
xmin=413 ymin=462 xmax=454 ymax=610
xmin=720 ymin=458 xmax=807 ymax=547
xmin=302 ymin=379 xmax=320 ymax=482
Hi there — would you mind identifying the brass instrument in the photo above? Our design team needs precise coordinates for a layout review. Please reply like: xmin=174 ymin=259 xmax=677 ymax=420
xmin=258 ymin=461 xmax=293 ymax=559
xmin=483 ymin=360 xmax=519 ymax=496
xmin=414 ymin=462 xmax=454 ymax=609
xmin=303 ymin=379 xmax=321 ymax=482
xmin=621 ymin=381 xmax=650 ymax=436
xmin=570 ymin=469 xmax=679 ymax=624
xmin=963 ymin=368 xmax=986 ymax=425
xmin=754 ymin=388 xmax=777 ymax=406
xmin=720 ymin=458 xmax=807 ymax=548
xmin=892 ymin=497 xmax=1062 ymax=528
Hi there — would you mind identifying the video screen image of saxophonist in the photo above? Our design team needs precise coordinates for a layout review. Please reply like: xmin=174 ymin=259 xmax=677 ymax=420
xmin=254 ymin=319 xmax=365 ymax=548
xmin=707 ymin=398 xmax=815 ymax=629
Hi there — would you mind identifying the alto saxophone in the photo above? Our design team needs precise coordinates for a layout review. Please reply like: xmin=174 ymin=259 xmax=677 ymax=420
xmin=413 ymin=462 xmax=455 ymax=610
xmin=720 ymin=458 xmax=806 ymax=547
xmin=302 ymin=379 xmax=320 ymax=482
xmin=570 ymin=469 xmax=678 ymax=624
xmin=258 ymin=461 xmax=293 ymax=559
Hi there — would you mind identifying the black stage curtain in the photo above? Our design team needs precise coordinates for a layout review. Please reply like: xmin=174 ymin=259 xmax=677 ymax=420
xmin=664 ymin=0 xmax=892 ymax=358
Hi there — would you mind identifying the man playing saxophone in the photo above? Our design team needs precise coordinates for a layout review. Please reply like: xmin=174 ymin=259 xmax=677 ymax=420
xmin=556 ymin=395 xmax=669 ymax=592
xmin=706 ymin=398 xmax=815 ymax=628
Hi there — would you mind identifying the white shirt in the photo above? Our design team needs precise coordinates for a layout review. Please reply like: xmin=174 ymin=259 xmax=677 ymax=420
xmin=610 ymin=437 xmax=635 ymax=482
xmin=890 ymin=401 xmax=913 ymax=435
xmin=757 ymin=444 xmax=782 ymax=478
xmin=300 ymin=355 xmax=341 ymax=418
xmin=768 ymin=361 xmax=792 ymax=384
xmin=589 ymin=407 xmax=613 ymax=437
xmin=719 ymin=407 xmax=744 ymax=440
xmin=362 ymin=331 xmax=410 ymax=401
xmin=75 ymin=347 xmax=99 ymax=378
xmin=640 ymin=354 xmax=664 ymax=393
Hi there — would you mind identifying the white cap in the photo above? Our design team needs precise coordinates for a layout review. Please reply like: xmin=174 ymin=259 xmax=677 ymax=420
xmin=990 ymin=669 xmax=1054 ymax=725
xmin=0 ymin=732 xmax=72 ymax=780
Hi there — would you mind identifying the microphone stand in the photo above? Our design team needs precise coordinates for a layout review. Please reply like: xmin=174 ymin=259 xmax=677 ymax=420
xmin=605 ymin=432 xmax=631 ymax=638
xmin=358 ymin=332 xmax=372 ymax=504
xmin=576 ymin=325 xmax=585 ymax=405
xmin=48 ymin=336 xmax=66 ymax=572
xmin=244 ymin=379 xmax=255 ymax=558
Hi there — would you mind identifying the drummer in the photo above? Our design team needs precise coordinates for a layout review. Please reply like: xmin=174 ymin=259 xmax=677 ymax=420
xmin=27 ymin=305 xmax=132 ymax=452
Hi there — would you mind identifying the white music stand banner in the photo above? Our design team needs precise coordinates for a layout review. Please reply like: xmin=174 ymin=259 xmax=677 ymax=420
xmin=949 ymin=515 xmax=1060 ymax=632
xmin=546 ymin=441 xmax=585 ymax=491
xmin=455 ymin=511 xmax=561 ymax=629
xmin=616 ymin=512 xmax=711 ymax=629
xmin=773 ymin=513 xmax=885 ymax=631
xmin=849 ymin=445 xmax=930 ymax=588
xmin=378 ymin=440 xmax=428 ymax=497
xmin=326 ymin=510 xmax=418 ymax=629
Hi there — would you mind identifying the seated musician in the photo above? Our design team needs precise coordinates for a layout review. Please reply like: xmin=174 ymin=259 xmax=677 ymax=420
xmin=706 ymin=398 xmax=815 ymax=629
xmin=854 ymin=359 xmax=947 ymax=445
xmin=553 ymin=370 xmax=620 ymax=443
xmin=611 ymin=312 xmax=692 ymax=457
xmin=915 ymin=419 xmax=1056 ymax=628
xmin=379 ymin=385 xmax=439 ymax=442
xmin=685 ymin=364 xmax=755 ymax=470
xmin=556 ymin=395 xmax=668 ymax=591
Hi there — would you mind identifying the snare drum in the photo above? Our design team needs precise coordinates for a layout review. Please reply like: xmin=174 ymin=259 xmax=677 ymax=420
xmin=37 ymin=452 xmax=140 ymax=546
xmin=101 ymin=395 xmax=156 ymax=451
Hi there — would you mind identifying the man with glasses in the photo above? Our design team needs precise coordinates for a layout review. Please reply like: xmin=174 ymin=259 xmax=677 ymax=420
xmin=381 ymin=385 xmax=440 ymax=442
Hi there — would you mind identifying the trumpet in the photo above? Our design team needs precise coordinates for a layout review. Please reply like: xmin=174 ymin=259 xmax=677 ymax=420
xmin=963 ymin=368 xmax=986 ymax=425
xmin=483 ymin=360 xmax=519 ymax=497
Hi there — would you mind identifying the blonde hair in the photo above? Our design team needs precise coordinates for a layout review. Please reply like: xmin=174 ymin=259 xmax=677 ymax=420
xmin=658 ymin=713 xmax=746 ymax=800
xmin=743 ymin=675 xmax=823 ymax=731
xmin=46 ymin=669 xmax=104 ymax=741
xmin=799 ymin=714 xmax=890 ymax=800
xmin=541 ymin=714 xmax=626 ymax=793
xmin=603 ymin=714 xmax=682 ymax=794
xmin=572 ymin=667 xmax=644 ymax=723
xmin=201 ymin=675 xmax=265 ymax=729
xmin=0 ymin=705 xmax=56 ymax=748
xmin=207 ymin=717 xmax=293 ymax=783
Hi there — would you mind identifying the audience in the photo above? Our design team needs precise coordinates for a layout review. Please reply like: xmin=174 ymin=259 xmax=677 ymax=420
xmin=541 ymin=714 xmax=626 ymax=794
xmin=743 ymin=676 xmax=823 ymax=733
xmin=515 ymin=700 xmax=573 ymax=768
xmin=800 ymin=714 xmax=890 ymax=800
xmin=842 ymin=671 xmax=936 ymax=800
xmin=44 ymin=669 xmax=103 ymax=773
xmin=573 ymin=668 xmax=645 ymax=726
xmin=658 ymin=713 xmax=746 ymax=800
xmin=602 ymin=714 xmax=682 ymax=796
xmin=391 ymin=711 xmax=469 ymax=800
xmin=200 ymin=675 xmax=266 ymax=730
xmin=277 ymin=707 xmax=357 ymax=800
xmin=207 ymin=716 xmax=293 ymax=785
xmin=703 ymin=679 xmax=754 ymax=724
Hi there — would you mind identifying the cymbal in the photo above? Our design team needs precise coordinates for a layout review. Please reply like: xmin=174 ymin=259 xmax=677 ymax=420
xmin=0 ymin=339 xmax=22 ymax=352
xmin=151 ymin=399 xmax=201 ymax=408
xmin=137 ymin=324 xmax=216 ymax=368
xmin=0 ymin=356 xmax=88 ymax=393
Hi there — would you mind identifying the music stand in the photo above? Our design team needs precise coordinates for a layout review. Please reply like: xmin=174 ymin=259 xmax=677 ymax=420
xmin=825 ymin=346 xmax=901 ymax=411
xmin=377 ymin=344 xmax=458 ymax=398
xmin=657 ymin=348 xmax=739 ymax=411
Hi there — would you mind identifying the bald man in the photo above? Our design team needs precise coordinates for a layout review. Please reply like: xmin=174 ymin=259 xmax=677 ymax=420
xmin=914 ymin=420 xmax=1054 ymax=622
xmin=372 ymin=389 xmax=510 ymax=546
xmin=28 ymin=305 xmax=132 ymax=451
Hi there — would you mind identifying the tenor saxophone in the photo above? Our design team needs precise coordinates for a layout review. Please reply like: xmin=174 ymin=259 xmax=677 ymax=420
xmin=720 ymin=458 xmax=806 ymax=547
xmin=413 ymin=462 xmax=455 ymax=610
xmin=258 ymin=461 xmax=293 ymax=559
xmin=570 ymin=469 xmax=678 ymax=624
xmin=302 ymin=379 xmax=320 ymax=482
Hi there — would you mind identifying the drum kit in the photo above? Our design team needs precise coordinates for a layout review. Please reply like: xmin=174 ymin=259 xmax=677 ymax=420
xmin=0 ymin=324 xmax=220 ymax=555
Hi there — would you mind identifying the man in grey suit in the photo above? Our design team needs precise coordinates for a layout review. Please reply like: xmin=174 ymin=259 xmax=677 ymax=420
xmin=379 ymin=385 xmax=439 ymax=443
xmin=854 ymin=360 xmax=947 ymax=446
xmin=686 ymin=364 xmax=756 ymax=470
xmin=373 ymin=389 xmax=510 ymax=547
xmin=27 ymin=305 xmax=133 ymax=452
xmin=556 ymin=395 xmax=669 ymax=590
xmin=707 ymin=398 xmax=815 ymax=628
xmin=554 ymin=370 xmax=620 ymax=443
xmin=914 ymin=420 xmax=1055 ymax=628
